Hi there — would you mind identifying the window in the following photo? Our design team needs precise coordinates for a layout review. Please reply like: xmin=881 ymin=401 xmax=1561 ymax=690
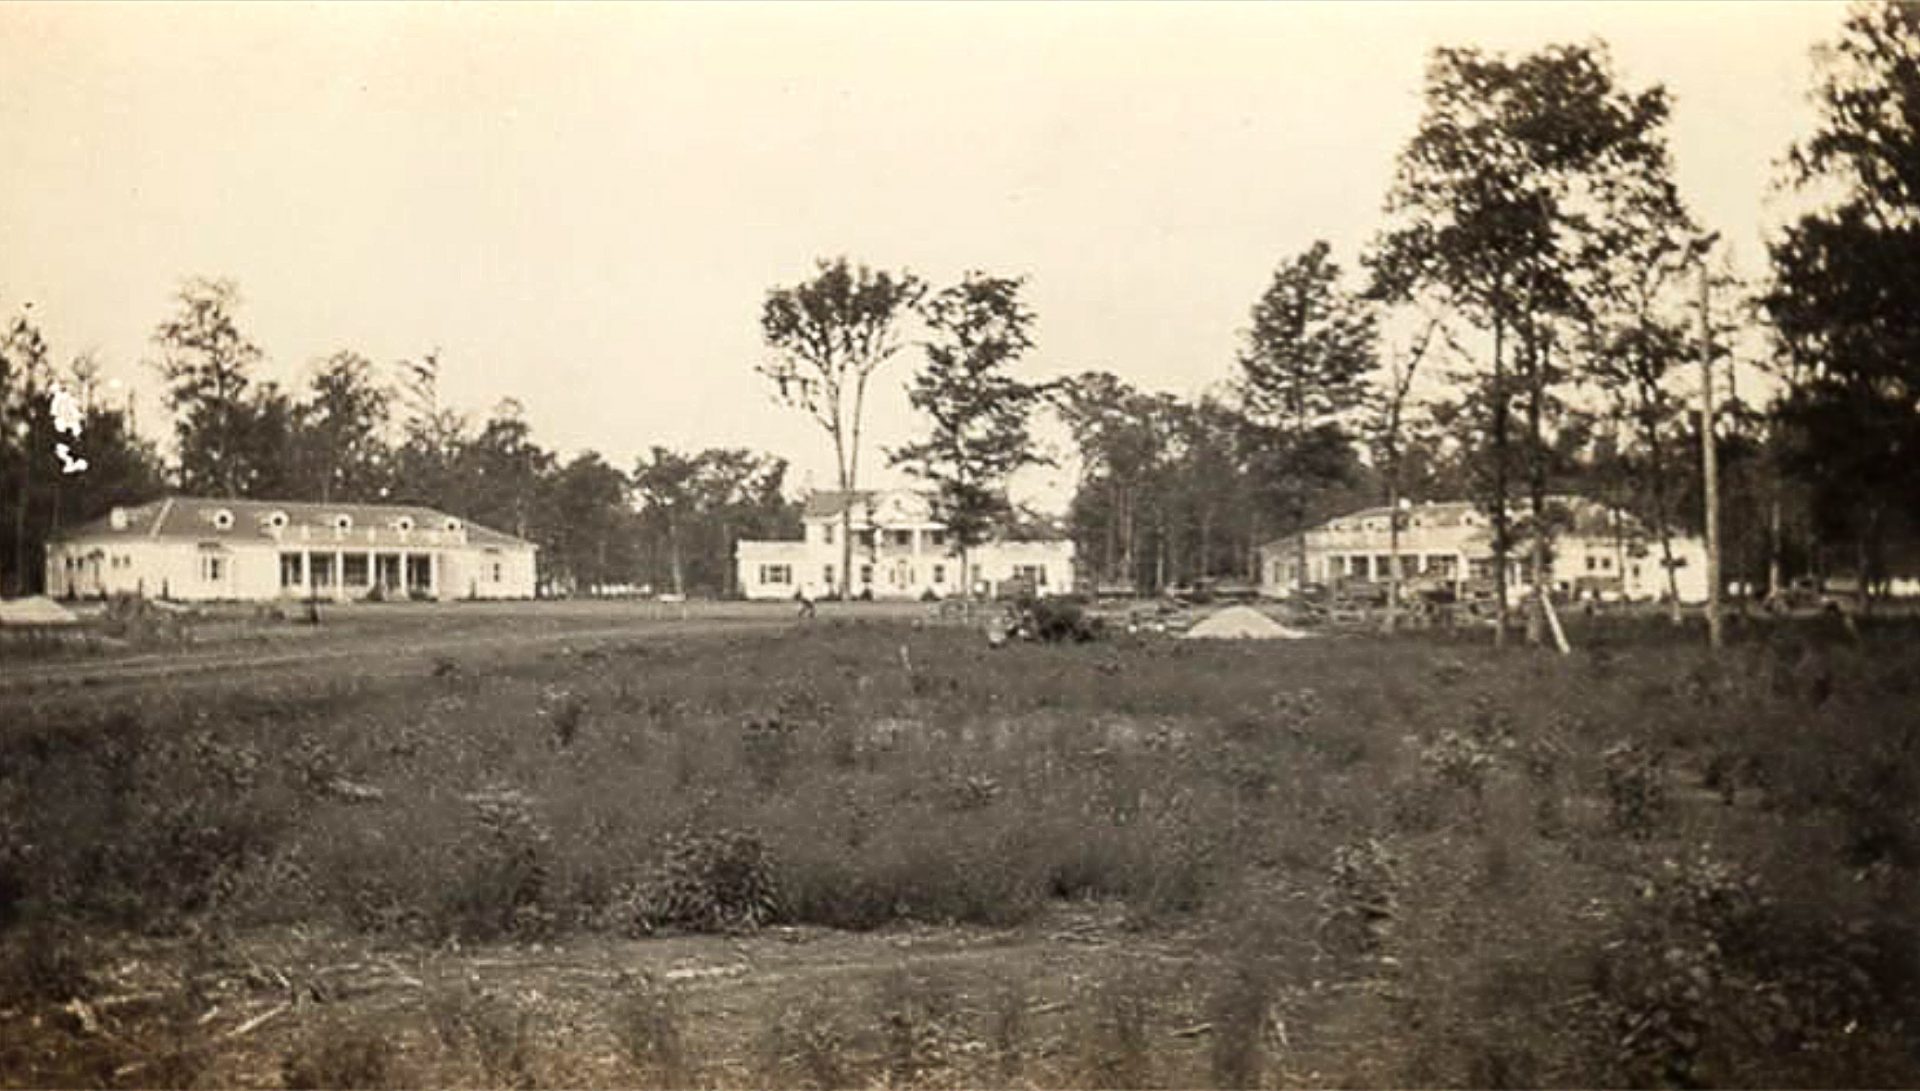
xmin=1586 ymin=555 xmax=1598 ymax=572
xmin=333 ymin=514 xmax=353 ymax=532
xmin=279 ymin=553 xmax=304 ymax=588
xmin=200 ymin=555 xmax=226 ymax=582
xmin=342 ymin=553 xmax=370 ymax=587
xmin=760 ymin=564 xmax=792 ymax=586
xmin=264 ymin=510 xmax=289 ymax=530
xmin=443 ymin=517 xmax=462 ymax=532
xmin=823 ymin=564 xmax=835 ymax=587
xmin=393 ymin=516 xmax=415 ymax=533
xmin=211 ymin=509 xmax=234 ymax=531
xmin=929 ymin=531 xmax=947 ymax=547
xmin=492 ymin=562 xmax=504 ymax=582
xmin=889 ymin=530 xmax=912 ymax=547
xmin=1013 ymin=564 xmax=1047 ymax=587
xmin=822 ymin=524 xmax=835 ymax=546
xmin=859 ymin=564 xmax=873 ymax=585
xmin=933 ymin=564 xmax=946 ymax=584
xmin=1601 ymin=556 xmax=1613 ymax=571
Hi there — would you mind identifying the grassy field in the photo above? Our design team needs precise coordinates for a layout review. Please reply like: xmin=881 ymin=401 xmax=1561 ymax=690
xmin=2 ymin=605 xmax=1918 ymax=1088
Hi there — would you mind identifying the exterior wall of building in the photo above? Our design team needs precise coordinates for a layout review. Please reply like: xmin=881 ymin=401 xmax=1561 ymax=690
xmin=735 ymin=489 xmax=1075 ymax=601
xmin=46 ymin=534 xmax=537 ymax=602
xmin=1258 ymin=501 xmax=1713 ymax=605
xmin=737 ymin=542 xmax=811 ymax=600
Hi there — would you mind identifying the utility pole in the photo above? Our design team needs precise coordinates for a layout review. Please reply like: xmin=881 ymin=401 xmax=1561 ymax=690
xmin=1699 ymin=259 xmax=1724 ymax=651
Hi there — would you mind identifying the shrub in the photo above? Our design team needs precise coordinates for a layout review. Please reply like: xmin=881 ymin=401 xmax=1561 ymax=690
xmin=1601 ymin=739 xmax=1666 ymax=839
xmin=439 ymin=787 xmax=553 ymax=941
xmin=540 ymin=686 xmax=588 ymax=750
xmin=1321 ymin=837 xmax=1399 ymax=960
xmin=620 ymin=827 xmax=783 ymax=934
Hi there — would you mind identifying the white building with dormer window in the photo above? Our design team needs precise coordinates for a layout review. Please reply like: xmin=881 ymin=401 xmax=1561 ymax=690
xmin=44 ymin=495 xmax=538 ymax=602
xmin=1258 ymin=497 xmax=1709 ymax=604
xmin=735 ymin=489 xmax=1075 ymax=601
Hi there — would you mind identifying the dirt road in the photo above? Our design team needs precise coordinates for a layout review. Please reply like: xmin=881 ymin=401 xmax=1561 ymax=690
xmin=0 ymin=600 xmax=938 ymax=700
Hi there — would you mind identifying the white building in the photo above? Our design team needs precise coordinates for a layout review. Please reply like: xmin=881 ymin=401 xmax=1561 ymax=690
xmin=735 ymin=489 xmax=1076 ymax=601
xmin=45 ymin=496 xmax=538 ymax=603
xmin=1259 ymin=497 xmax=1710 ymax=604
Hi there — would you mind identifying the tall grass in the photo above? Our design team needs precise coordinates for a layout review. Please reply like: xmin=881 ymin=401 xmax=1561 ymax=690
xmin=2 ymin=615 xmax=1919 ymax=1084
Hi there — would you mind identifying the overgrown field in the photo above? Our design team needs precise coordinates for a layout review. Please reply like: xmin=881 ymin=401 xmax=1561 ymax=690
xmin=3 ymin=615 xmax=1919 ymax=1087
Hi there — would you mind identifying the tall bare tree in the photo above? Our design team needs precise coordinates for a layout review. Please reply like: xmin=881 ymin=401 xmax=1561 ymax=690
xmin=758 ymin=258 xmax=924 ymax=600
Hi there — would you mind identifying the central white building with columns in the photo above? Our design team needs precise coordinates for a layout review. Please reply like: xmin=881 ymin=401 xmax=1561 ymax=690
xmin=735 ymin=489 xmax=1075 ymax=601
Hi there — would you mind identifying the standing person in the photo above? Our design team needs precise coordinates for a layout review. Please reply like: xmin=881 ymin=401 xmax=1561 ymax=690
xmin=796 ymin=586 xmax=816 ymax=620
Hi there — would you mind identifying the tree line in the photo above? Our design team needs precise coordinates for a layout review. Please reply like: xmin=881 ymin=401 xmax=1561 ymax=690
xmin=0 ymin=277 xmax=798 ymax=597
xmin=6 ymin=7 xmax=1917 ymax=619
xmin=757 ymin=6 xmax=1920 ymax=637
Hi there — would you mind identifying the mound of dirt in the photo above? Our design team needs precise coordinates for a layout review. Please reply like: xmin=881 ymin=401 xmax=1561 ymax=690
xmin=1180 ymin=604 xmax=1311 ymax=640
xmin=0 ymin=595 xmax=80 ymax=626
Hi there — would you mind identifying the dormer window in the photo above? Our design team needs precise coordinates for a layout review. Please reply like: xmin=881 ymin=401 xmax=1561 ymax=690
xmin=332 ymin=514 xmax=353 ymax=532
xmin=263 ymin=510 xmax=289 ymax=530
xmin=442 ymin=517 xmax=462 ymax=533
xmin=211 ymin=508 xmax=234 ymax=531
xmin=109 ymin=507 xmax=129 ymax=531
xmin=393 ymin=515 xmax=415 ymax=533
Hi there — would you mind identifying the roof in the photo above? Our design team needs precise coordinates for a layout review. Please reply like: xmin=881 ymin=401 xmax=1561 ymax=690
xmin=800 ymin=489 xmax=939 ymax=524
xmin=1259 ymin=496 xmax=1655 ymax=552
xmin=802 ymin=490 xmax=878 ymax=520
xmin=52 ymin=495 xmax=535 ymax=549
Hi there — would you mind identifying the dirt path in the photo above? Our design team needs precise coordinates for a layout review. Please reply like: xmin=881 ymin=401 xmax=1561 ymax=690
xmin=15 ymin=903 xmax=1316 ymax=1089
xmin=0 ymin=616 xmax=797 ymax=696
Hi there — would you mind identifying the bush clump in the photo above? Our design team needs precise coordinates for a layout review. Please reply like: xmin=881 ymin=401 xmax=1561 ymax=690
xmin=620 ymin=828 xmax=783 ymax=934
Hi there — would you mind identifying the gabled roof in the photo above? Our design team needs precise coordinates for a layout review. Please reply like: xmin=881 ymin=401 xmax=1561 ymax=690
xmin=802 ymin=490 xmax=878 ymax=520
xmin=801 ymin=488 xmax=937 ymax=523
xmin=1260 ymin=495 xmax=1656 ymax=552
xmin=52 ymin=495 xmax=534 ymax=549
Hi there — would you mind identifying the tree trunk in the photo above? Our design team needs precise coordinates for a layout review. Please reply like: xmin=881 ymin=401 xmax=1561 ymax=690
xmin=14 ymin=400 xmax=33 ymax=596
xmin=1858 ymin=503 xmax=1882 ymax=617
xmin=1294 ymin=499 xmax=1310 ymax=599
xmin=1104 ymin=480 xmax=1118 ymax=584
xmin=1491 ymin=305 xmax=1510 ymax=646
xmin=668 ymin=518 xmax=685 ymax=597
xmin=1526 ymin=332 xmax=1549 ymax=647
xmin=1385 ymin=483 xmax=1401 ymax=635
xmin=1199 ymin=507 xmax=1212 ymax=586
xmin=1766 ymin=493 xmax=1783 ymax=604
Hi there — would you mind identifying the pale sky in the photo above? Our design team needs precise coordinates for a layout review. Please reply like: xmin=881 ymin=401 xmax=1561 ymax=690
xmin=0 ymin=1 xmax=1846 ymax=507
